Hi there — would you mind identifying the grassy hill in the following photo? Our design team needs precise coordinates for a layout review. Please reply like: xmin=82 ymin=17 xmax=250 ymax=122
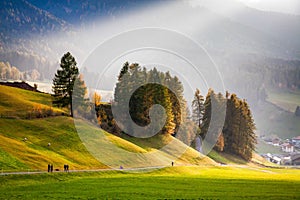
xmin=267 ymin=89 xmax=300 ymax=113
xmin=0 ymin=85 xmax=67 ymax=118
xmin=75 ymin=119 xmax=215 ymax=169
xmin=0 ymin=85 xmax=215 ymax=171
xmin=0 ymin=117 xmax=105 ymax=171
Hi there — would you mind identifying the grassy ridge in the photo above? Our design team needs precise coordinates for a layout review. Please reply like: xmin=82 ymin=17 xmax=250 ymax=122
xmin=0 ymin=85 xmax=66 ymax=118
xmin=0 ymin=166 xmax=299 ymax=199
xmin=75 ymin=119 xmax=215 ymax=168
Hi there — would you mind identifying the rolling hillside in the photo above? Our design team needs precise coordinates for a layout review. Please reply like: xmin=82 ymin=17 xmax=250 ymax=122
xmin=0 ymin=85 xmax=215 ymax=172
xmin=0 ymin=84 xmax=66 ymax=118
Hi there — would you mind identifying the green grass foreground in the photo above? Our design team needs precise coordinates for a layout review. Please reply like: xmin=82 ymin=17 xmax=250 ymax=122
xmin=0 ymin=166 xmax=299 ymax=199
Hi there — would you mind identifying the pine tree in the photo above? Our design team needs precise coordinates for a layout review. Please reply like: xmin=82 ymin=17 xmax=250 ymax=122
xmin=222 ymin=93 xmax=257 ymax=161
xmin=192 ymin=88 xmax=205 ymax=128
xmin=199 ymin=90 xmax=226 ymax=154
xmin=118 ymin=61 xmax=129 ymax=81
xmin=199 ymin=89 xmax=257 ymax=160
xmin=72 ymin=74 xmax=89 ymax=117
xmin=161 ymin=86 xmax=176 ymax=134
xmin=223 ymin=94 xmax=242 ymax=155
xmin=200 ymin=89 xmax=213 ymax=140
xmin=241 ymin=101 xmax=257 ymax=160
xmin=168 ymin=75 xmax=185 ymax=133
xmin=52 ymin=52 xmax=81 ymax=117
xmin=114 ymin=63 xmax=184 ymax=136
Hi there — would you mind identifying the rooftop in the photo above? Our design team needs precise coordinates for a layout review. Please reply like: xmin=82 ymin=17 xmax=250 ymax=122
xmin=292 ymin=136 xmax=300 ymax=140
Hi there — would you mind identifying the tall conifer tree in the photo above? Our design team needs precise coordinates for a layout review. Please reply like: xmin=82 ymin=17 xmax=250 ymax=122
xmin=192 ymin=88 xmax=205 ymax=129
xmin=52 ymin=52 xmax=86 ymax=117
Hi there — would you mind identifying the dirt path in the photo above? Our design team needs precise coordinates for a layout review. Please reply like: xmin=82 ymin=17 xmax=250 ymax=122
xmin=0 ymin=166 xmax=165 ymax=176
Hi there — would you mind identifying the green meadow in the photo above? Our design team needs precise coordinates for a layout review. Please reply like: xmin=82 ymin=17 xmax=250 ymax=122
xmin=1 ymin=166 xmax=300 ymax=199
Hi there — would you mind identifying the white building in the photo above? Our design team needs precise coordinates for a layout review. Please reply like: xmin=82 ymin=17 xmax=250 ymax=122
xmin=266 ymin=153 xmax=281 ymax=164
xmin=281 ymin=143 xmax=294 ymax=153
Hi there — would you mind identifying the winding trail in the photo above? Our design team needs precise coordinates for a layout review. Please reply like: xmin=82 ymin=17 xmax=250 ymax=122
xmin=2 ymin=162 xmax=298 ymax=176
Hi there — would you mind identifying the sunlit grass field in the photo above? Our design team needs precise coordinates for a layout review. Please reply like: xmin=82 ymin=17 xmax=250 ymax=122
xmin=0 ymin=85 xmax=213 ymax=171
xmin=0 ymin=116 xmax=214 ymax=171
xmin=0 ymin=117 xmax=106 ymax=171
xmin=0 ymin=166 xmax=299 ymax=199
xmin=0 ymin=85 xmax=66 ymax=118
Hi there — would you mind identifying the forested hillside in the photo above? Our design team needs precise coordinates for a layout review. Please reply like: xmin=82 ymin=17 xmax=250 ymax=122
xmin=0 ymin=84 xmax=215 ymax=171
xmin=90 ymin=62 xmax=257 ymax=161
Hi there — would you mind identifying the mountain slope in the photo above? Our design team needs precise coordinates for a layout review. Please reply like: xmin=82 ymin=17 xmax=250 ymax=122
xmin=1 ymin=0 xmax=299 ymax=81
xmin=0 ymin=0 xmax=70 ymax=43
xmin=0 ymin=0 xmax=73 ymax=79
xmin=194 ymin=0 xmax=300 ymax=59
xmin=27 ymin=0 xmax=160 ymax=25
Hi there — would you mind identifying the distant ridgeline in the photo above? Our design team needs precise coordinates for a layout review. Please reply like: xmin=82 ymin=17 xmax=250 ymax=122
xmin=218 ymin=55 xmax=300 ymax=106
xmin=90 ymin=62 xmax=257 ymax=161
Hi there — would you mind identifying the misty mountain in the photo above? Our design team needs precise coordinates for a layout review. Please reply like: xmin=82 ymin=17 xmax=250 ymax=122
xmin=26 ymin=0 xmax=159 ymax=26
xmin=230 ymin=8 xmax=300 ymax=54
xmin=0 ymin=0 xmax=299 ymax=92
xmin=0 ymin=0 xmax=71 ymax=47
xmin=0 ymin=0 xmax=74 ymax=78
xmin=0 ymin=0 xmax=299 ymax=142
xmin=196 ymin=0 xmax=300 ymax=59
xmin=0 ymin=0 xmax=161 ymax=80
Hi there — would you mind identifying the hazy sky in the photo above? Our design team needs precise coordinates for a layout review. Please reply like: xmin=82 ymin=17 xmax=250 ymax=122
xmin=237 ymin=0 xmax=300 ymax=15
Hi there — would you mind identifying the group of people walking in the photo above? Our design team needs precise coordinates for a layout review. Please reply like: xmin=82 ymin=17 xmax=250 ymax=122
xmin=47 ymin=164 xmax=53 ymax=172
xmin=47 ymin=164 xmax=69 ymax=172
xmin=63 ymin=164 xmax=69 ymax=172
